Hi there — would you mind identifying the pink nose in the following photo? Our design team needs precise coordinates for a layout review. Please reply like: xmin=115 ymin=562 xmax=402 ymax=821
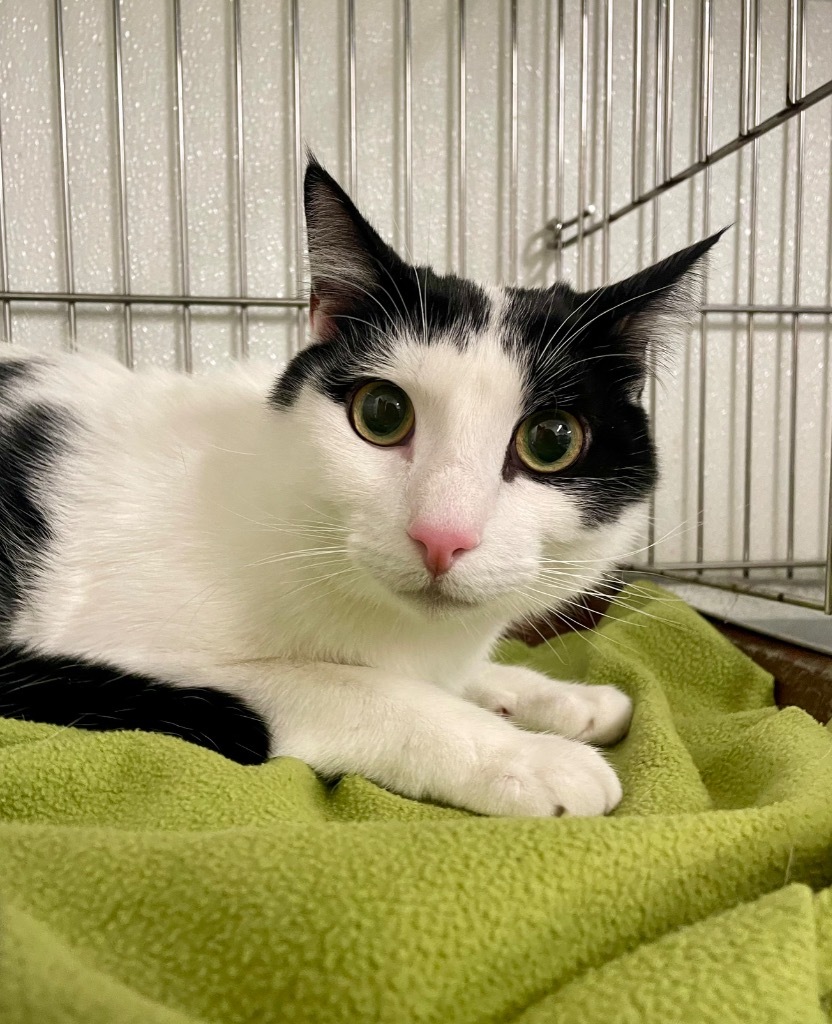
xmin=407 ymin=523 xmax=481 ymax=577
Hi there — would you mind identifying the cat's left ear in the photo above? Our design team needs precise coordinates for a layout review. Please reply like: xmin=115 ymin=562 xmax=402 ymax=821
xmin=304 ymin=155 xmax=404 ymax=342
xmin=575 ymin=227 xmax=728 ymax=384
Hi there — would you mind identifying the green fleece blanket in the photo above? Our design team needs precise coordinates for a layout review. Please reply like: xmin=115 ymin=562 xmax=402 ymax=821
xmin=1 ymin=584 xmax=832 ymax=1023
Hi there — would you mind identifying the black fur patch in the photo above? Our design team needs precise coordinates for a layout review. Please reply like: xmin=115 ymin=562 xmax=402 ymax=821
xmin=0 ymin=393 xmax=69 ymax=634
xmin=498 ymin=231 xmax=725 ymax=525
xmin=0 ymin=359 xmax=32 ymax=397
xmin=271 ymin=161 xmax=489 ymax=409
xmin=0 ymin=645 xmax=271 ymax=765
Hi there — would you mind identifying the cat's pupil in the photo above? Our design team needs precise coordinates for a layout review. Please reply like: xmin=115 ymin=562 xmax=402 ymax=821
xmin=362 ymin=384 xmax=408 ymax=437
xmin=528 ymin=415 xmax=572 ymax=464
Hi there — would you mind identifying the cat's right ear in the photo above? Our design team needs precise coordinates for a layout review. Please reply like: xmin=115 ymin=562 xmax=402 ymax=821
xmin=304 ymin=156 xmax=402 ymax=342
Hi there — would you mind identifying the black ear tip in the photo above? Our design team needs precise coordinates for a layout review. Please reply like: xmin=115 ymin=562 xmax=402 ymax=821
xmin=707 ymin=224 xmax=732 ymax=246
xmin=304 ymin=149 xmax=324 ymax=186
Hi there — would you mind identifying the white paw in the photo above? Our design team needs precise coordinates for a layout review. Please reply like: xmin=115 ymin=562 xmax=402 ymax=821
xmin=471 ymin=666 xmax=633 ymax=746
xmin=519 ymin=681 xmax=633 ymax=746
xmin=461 ymin=731 xmax=622 ymax=818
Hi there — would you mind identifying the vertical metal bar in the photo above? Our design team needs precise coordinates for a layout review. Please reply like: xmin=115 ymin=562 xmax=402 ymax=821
xmin=787 ymin=0 xmax=805 ymax=105
xmin=576 ymin=0 xmax=587 ymax=290
xmin=601 ymin=0 xmax=613 ymax=284
xmin=742 ymin=0 xmax=761 ymax=575
xmin=231 ymin=0 xmax=248 ymax=359
xmin=631 ymin=0 xmax=643 ymax=202
xmin=647 ymin=1 xmax=667 ymax=565
xmin=291 ymin=0 xmax=304 ymax=354
xmin=825 ymin=105 xmax=832 ymax=613
xmin=646 ymin=203 xmax=660 ymax=566
xmin=740 ymin=0 xmax=753 ymax=135
xmin=786 ymin=26 xmax=806 ymax=574
xmin=698 ymin=0 xmax=714 ymax=164
xmin=0 ymin=86 xmax=11 ymax=342
xmin=53 ymin=0 xmax=77 ymax=350
xmin=172 ymin=0 xmax=192 ymax=374
xmin=347 ymin=0 xmax=357 ymax=197
xmin=506 ymin=0 xmax=518 ymax=282
xmin=695 ymin=0 xmax=714 ymax=565
xmin=111 ymin=0 xmax=133 ymax=368
xmin=457 ymin=0 xmax=466 ymax=275
xmin=555 ymin=0 xmax=565 ymax=279
xmin=655 ymin=0 xmax=666 ymax=190
xmin=663 ymin=0 xmax=674 ymax=182
xmin=825 ymin=435 xmax=832 ymax=612
xmin=403 ymin=0 xmax=413 ymax=256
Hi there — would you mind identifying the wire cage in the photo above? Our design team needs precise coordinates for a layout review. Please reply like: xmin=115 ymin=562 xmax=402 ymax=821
xmin=0 ymin=1 xmax=830 ymax=625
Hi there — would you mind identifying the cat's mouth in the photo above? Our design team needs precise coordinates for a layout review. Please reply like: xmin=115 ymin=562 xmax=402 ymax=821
xmin=400 ymin=582 xmax=481 ymax=613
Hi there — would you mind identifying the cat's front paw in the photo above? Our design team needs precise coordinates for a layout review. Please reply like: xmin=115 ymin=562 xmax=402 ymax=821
xmin=469 ymin=665 xmax=632 ymax=746
xmin=520 ymin=679 xmax=633 ymax=746
xmin=463 ymin=732 xmax=622 ymax=818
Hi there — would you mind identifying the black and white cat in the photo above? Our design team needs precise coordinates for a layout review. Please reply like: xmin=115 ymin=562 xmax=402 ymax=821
xmin=0 ymin=159 xmax=721 ymax=817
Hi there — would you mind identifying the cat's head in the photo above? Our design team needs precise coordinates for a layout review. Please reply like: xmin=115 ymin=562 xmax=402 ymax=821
xmin=272 ymin=158 xmax=722 ymax=623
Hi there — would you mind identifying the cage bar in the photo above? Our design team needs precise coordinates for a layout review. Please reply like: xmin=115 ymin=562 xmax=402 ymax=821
xmin=53 ymin=0 xmax=77 ymax=349
xmin=787 ymin=0 xmax=804 ymax=106
xmin=601 ymin=0 xmax=613 ymax=283
xmin=554 ymin=0 xmax=565 ymax=279
xmin=654 ymin=0 xmax=667 ymax=189
xmin=232 ymin=0 xmax=248 ymax=358
xmin=576 ymin=0 xmax=588 ymax=290
xmin=403 ymin=0 xmax=414 ymax=256
xmin=741 ymin=0 xmax=761 ymax=575
xmin=111 ymin=0 xmax=133 ymax=367
xmin=172 ymin=0 xmax=193 ymax=374
xmin=0 ymin=91 xmax=10 ymax=343
xmin=558 ymin=78 xmax=832 ymax=248
xmin=291 ymin=0 xmax=304 ymax=353
xmin=826 ymin=436 xmax=832 ymax=613
xmin=662 ymin=0 xmax=674 ymax=181
xmin=347 ymin=0 xmax=357 ymax=196
xmin=785 ymin=4 xmax=807 ymax=575
xmin=631 ymin=0 xmax=643 ymax=202
xmin=457 ymin=0 xmax=466 ymax=275
xmin=695 ymin=0 xmax=714 ymax=568
xmin=509 ymin=0 xmax=519 ymax=282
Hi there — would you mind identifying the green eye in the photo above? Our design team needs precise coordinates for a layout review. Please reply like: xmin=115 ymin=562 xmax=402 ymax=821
xmin=350 ymin=381 xmax=415 ymax=447
xmin=515 ymin=409 xmax=584 ymax=473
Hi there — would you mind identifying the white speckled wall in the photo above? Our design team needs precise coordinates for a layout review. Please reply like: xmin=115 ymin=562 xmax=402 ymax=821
xmin=0 ymin=0 xmax=830 ymax=570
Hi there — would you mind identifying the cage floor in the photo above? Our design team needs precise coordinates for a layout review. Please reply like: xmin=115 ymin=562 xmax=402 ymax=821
xmin=646 ymin=575 xmax=832 ymax=656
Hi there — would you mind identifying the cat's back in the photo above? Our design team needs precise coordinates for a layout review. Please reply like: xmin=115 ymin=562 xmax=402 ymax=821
xmin=0 ymin=346 xmax=277 ymax=437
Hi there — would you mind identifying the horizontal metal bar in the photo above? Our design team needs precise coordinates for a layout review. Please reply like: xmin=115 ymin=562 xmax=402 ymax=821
xmin=557 ymin=77 xmax=832 ymax=247
xmin=703 ymin=303 xmax=832 ymax=315
xmin=8 ymin=293 xmax=826 ymax=316
xmin=0 ymin=291 xmax=307 ymax=309
xmin=640 ymin=558 xmax=825 ymax=572
xmin=641 ymin=569 xmax=827 ymax=614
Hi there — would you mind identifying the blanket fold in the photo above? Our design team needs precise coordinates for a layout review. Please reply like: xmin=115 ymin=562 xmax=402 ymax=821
xmin=2 ymin=583 xmax=831 ymax=1023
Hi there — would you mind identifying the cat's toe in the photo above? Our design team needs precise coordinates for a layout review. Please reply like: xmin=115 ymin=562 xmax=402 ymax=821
xmin=477 ymin=733 xmax=622 ymax=818
xmin=570 ymin=685 xmax=632 ymax=745
xmin=517 ymin=681 xmax=632 ymax=746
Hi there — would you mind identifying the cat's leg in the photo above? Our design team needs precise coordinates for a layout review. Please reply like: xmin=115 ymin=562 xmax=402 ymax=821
xmin=209 ymin=662 xmax=622 ymax=818
xmin=463 ymin=664 xmax=632 ymax=746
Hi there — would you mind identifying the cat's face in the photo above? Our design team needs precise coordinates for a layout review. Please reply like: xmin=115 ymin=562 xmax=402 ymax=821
xmin=272 ymin=160 xmax=722 ymax=622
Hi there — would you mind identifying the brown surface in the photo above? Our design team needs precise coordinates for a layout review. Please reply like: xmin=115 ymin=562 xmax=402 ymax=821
xmin=505 ymin=581 xmax=622 ymax=645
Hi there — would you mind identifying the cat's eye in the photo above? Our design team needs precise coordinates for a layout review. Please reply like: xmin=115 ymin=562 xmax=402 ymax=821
xmin=514 ymin=409 xmax=584 ymax=474
xmin=350 ymin=380 xmax=415 ymax=447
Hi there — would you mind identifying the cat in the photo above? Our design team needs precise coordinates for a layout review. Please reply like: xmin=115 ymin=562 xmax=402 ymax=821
xmin=0 ymin=157 xmax=722 ymax=817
